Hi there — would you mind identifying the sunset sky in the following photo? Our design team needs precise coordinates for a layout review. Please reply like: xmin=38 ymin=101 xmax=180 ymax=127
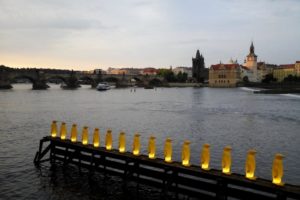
xmin=0 ymin=0 xmax=299 ymax=70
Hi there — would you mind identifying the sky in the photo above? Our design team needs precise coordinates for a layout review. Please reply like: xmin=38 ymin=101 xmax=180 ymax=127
xmin=0 ymin=0 xmax=299 ymax=70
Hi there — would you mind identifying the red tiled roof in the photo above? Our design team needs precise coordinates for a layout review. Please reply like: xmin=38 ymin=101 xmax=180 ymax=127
xmin=142 ymin=68 xmax=158 ymax=73
xmin=257 ymin=62 xmax=265 ymax=65
xmin=210 ymin=64 xmax=239 ymax=70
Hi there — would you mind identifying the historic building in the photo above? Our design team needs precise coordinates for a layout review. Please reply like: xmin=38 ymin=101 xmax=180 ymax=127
xmin=107 ymin=68 xmax=129 ymax=75
xmin=192 ymin=50 xmax=208 ymax=82
xmin=295 ymin=61 xmax=300 ymax=76
xmin=257 ymin=62 xmax=277 ymax=81
xmin=241 ymin=42 xmax=259 ymax=82
xmin=273 ymin=63 xmax=298 ymax=82
xmin=209 ymin=63 xmax=241 ymax=87
xmin=140 ymin=68 xmax=158 ymax=75
xmin=172 ymin=67 xmax=192 ymax=78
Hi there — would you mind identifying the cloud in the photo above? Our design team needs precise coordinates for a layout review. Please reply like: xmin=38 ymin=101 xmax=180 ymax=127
xmin=0 ymin=0 xmax=299 ymax=69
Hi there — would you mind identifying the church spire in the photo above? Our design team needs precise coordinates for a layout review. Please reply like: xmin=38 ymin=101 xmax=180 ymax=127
xmin=250 ymin=41 xmax=254 ymax=54
xmin=196 ymin=49 xmax=201 ymax=59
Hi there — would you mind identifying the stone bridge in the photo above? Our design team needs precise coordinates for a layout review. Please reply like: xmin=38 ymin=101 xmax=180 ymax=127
xmin=0 ymin=67 xmax=164 ymax=89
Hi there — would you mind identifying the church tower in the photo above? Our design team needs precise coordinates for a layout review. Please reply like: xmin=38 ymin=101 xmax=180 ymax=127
xmin=245 ymin=42 xmax=257 ymax=70
xmin=243 ymin=42 xmax=258 ymax=82
xmin=192 ymin=50 xmax=207 ymax=82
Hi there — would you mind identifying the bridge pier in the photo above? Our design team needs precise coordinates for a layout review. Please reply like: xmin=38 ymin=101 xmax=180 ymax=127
xmin=0 ymin=80 xmax=12 ymax=89
xmin=32 ymin=79 xmax=49 ymax=90
xmin=0 ymin=68 xmax=13 ymax=89
xmin=32 ymin=70 xmax=49 ymax=90
xmin=91 ymin=73 xmax=103 ymax=88
xmin=62 ymin=73 xmax=80 ymax=89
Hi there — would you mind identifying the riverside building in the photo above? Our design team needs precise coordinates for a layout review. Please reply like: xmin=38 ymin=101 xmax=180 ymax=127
xmin=209 ymin=63 xmax=241 ymax=87
xmin=273 ymin=62 xmax=300 ymax=82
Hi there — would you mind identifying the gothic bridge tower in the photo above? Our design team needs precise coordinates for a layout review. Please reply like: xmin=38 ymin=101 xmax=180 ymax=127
xmin=192 ymin=50 xmax=207 ymax=82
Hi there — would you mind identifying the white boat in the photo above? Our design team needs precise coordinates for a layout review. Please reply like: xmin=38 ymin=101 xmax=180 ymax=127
xmin=96 ymin=82 xmax=111 ymax=91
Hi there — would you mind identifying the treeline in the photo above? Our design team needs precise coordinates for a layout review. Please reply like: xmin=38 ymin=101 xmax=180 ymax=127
xmin=262 ymin=74 xmax=300 ymax=83
xmin=157 ymin=69 xmax=188 ymax=82
xmin=0 ymin=65 xmax=14 ymax=72
xmin=0 ymin=65 xmax=79 ymax=74
xmin=283 ymin=75 xmax=300 ymax=82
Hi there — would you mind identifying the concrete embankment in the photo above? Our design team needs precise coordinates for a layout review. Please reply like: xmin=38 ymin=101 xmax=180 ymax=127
xmin=166 ymin=82 xmax=203 ymax=87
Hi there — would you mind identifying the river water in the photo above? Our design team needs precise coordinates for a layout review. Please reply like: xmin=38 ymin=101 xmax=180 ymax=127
xmin=0 ymin=84 xmax=299 ymax=199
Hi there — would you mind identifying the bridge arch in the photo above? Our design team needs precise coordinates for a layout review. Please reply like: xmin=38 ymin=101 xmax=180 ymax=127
xmin=103 ymin=76 xmax=120 ymax=83
xmin=78 ymin=76 xmax=96 ymax=87
xmin=12 ymin=75 xmax=36 ymax=84
xmin=12 ymin=75 xmax=49 ymax=89
xmin=149 ymin=78 xmax=163 ymax=86
xmin=46 ymin=75 xmax=67 ymax=84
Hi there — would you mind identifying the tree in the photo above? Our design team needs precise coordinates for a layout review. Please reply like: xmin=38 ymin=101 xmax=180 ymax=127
xmin=158 ymin=69 xmax=177 ymax=82
xmin=262 ymin=74 xmax=277 ymax=83
xmin=177 ymin=72 xmax=188 ymax=82
xmin=283 ymin=75 xmax=300 ymax=82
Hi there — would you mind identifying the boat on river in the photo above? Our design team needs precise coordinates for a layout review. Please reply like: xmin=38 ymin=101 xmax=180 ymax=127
xmin=96 ymin=82 xmax=111 ymax=91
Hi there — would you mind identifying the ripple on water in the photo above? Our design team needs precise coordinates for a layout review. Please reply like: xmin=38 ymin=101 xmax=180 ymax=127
xmin=0 ymin=86 xmax=299 ymax=200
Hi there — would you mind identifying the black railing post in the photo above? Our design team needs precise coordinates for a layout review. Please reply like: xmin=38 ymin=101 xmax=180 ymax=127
xmin=276 ymin=191 xmax=287 ymax=200
xmin=216 ymin=178 xmax=227 ymax=200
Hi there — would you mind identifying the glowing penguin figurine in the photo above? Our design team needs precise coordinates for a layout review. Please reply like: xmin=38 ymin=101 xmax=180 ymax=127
xmin=70 ymin=124 xmax=77 ymax=142
xmin=132 ymin=133 xmax=141 ymax=156
xmin=93 ymin=128 xmax=100 ymax=147
xmin=201 ymin=144 xmax=210 ymax=170
xmin=272 ymin=153 xmax=284 ymax=186
xmin=164 ymin=138 xmax=172 ymax=163
xmin=245 ymin=149 xmax=256 ymax=180
xmin=51 ymin=121 xmax=57 ymax=137
xmin=105 ymin=129 xmax=113 ymax=150
xmin=60 ymin=122 xmax=67 ymax=140
xmin=148 ymin=136 xmax=156 ymax=159
xmin=119 ymin=132 xmax=126 ymax=153
xmin=82 ymin=126 xmax=88 ymax=145
xmin=182 ymin=140 xmax=191 ymax=166
xmin=222 ymin=146 xmax=232 ymax=175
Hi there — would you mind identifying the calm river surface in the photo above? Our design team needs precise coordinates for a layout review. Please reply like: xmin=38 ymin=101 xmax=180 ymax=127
xmin=0 ymin=84 xmax=300 ymax=199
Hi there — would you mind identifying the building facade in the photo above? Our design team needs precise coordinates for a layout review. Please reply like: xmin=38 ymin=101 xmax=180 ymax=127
xmin=273 ymin=64 xmax=296 ymax=82
xmin=107 ymin=68 xmax=128 ymax=75
xmin=241 ymin=42 xmax=258 ymax=82
xmin=257 ymin=62 xmax=277 ymax=81
xmin=172 ymin=67 xmax=192 ymax=78
xmin=140 ymin=68 xmax=158 ymax=75
xmin=295 ymin=61 xmax=300 ymax=76
xmin=192 ymin=50 xmax=208 ymax=82
xmin=209 ymin=63 xmax=241 ymax=87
